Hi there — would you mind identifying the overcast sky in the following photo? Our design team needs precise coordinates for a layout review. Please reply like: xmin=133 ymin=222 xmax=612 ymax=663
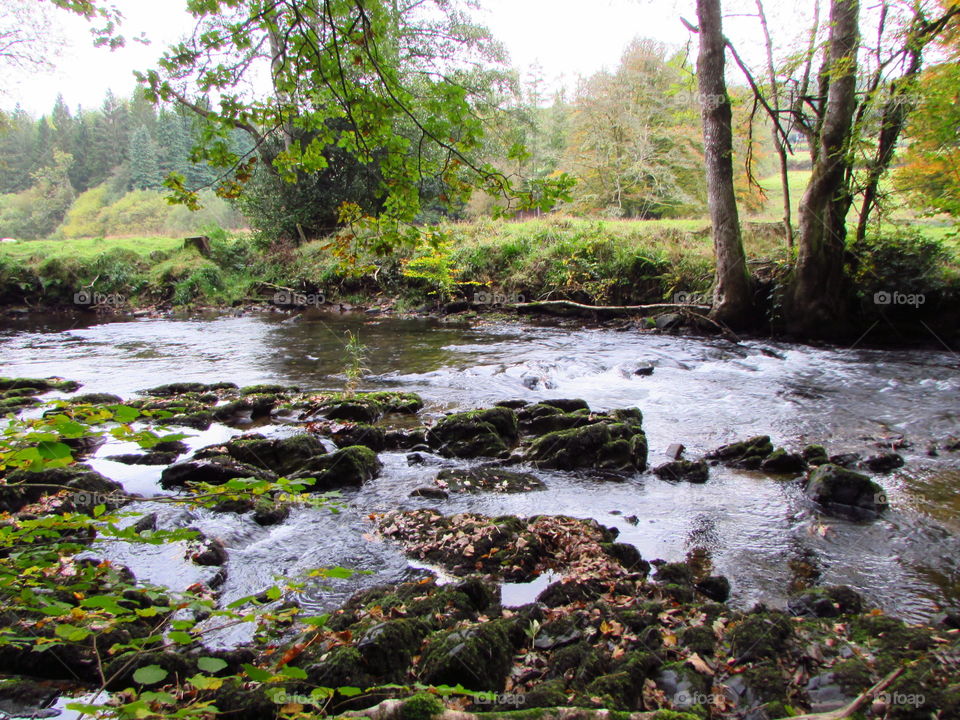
xmin=5 ymin=0 xmax=787 ymax=114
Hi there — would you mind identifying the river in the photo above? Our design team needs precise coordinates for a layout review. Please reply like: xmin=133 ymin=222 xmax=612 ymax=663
xmin=2 ymin=311 xmax=958 ymax=638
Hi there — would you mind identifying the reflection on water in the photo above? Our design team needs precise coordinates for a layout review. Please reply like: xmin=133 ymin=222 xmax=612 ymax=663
xmin=2 ymin=311 xmax=959 ymax=623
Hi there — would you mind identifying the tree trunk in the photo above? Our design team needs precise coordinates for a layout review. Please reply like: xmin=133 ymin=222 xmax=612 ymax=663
xmin=789 ymin=0 xmax=860 ymax=337
xmin=755 ymin=0 xmax=794 ymax=250
xmin=696 ymin=0 xmax=754 ymax=328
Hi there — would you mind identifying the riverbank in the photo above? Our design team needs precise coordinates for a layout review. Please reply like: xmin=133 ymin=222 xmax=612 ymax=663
xmin=1 ymin=217 xmax=958 ymax=346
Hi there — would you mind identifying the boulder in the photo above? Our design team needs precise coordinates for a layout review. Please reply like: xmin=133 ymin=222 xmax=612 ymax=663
xmin=760 ymin=449 xmax=807 ymax=474
xmin=410 ymin=487 xmax=449 ymax=500
xmin=804 ymin=464 xmax=888 ymax=520
xmin=419 ymin=623 xmax=513 ymax=691
xmin=653 ymin=459 xmax=708 ymax=483
xmin=290 ymin=446 xmax=382 ymax=489
xmin=330 ymin=423 xmax=386 ymax=452
xmin=70 ymin=393 xmax=123 ymax=405
xmin=1 ymin=465 xmax=124 ymax=513
xmin=695 ymin=575 xmax=731 ymax=602
xmin=862 ymin=452 xmax=904 ymax=473
xmin=829 ymin=452 xmax=861 ymax=468
xmin=706 ymin=435 xmax=774 ymax=469
xmin=160 ymin=457 xmax=276 ymax=489
xmin=787 ymin=585 xmax=864 ymax=618
xmin=106 ymin=452 xmax=180 ymax=465
xmin=526 ymin=421 xmax=647 ymax=472
xmin=517 ymin=403 xmax=593 ymax=435
xmin=803 ymin=444 xmax=830 ymax=466
xmin=426 ymin=408 xmax=518 ymax=458
xmin=435 ymin=468 xmax=546 ymax=494
xmin=218 ymin=433 xmax=327 ymax=475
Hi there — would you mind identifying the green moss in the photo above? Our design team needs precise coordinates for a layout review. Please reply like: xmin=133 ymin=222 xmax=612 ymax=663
xmin=292 ymin=445 xmax=382 ymax=488
xmin=852 ymin=614 xmax=935 ymax=662
xmin=679 ymin=626 xmax=716 ymax=656
xmin=399 ymin=692 xmax=445 ymax=720
xmin=585 ymin=671 xmax=636 ymax=710
xmin=517 ymin=679 xmax=568 ymax=709
xmin=742 ymin=663 xmax=790 ymax=704
xmin=831 ymin=659 xmax=874 ymax=694
xmin=728 ymin=611 xmax=794 ymax=661
xmin=419 ymin=622 xmax=513 ymax=691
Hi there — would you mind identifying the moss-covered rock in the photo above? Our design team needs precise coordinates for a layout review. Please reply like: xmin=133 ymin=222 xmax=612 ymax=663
xmin=526 ymin=422 xmax=647 ymax=471
xmin=728 ymin=611 xmax=794 ymax=661
xmin=803 ymin=444 xmax=830 ymax=466
xmin=804 ymin=463 xmax=888 ymax=520
xmin=69 ymin=392 xmax=124 ymax=405
xmin=1 ymin=465 xmax=124 ymax=513
xmin=143 ymin=382 xmax=235 ymax=396
xmin=653 ymin=459 xmax=709 ymax=483
xmin=787 ymin=585 xmax=863 ymax=618
xmin=357 ymin=618 xmax=429 ymax=678
xmin=160 ymin=456 xmax=276 ymax=489
xmin=419 ymin=623 xmax=514 ymax=691
xmin=330 ymin=423 xmax=387 ymax=451
xmin=427 ymin=408 xmax=519 ymax=459
xmin=217 ymin=433 xmax=327 ymax=475
xmin=517 ymin=403 xmax=593 ymax=435
xmin=705 ymin=435 xmax=774 ymax=469
xmin=0 ymin=377 xmax=80 ymax=393
xmin=760 ymin=448 xmax=807 ymax=474
xmin=291 ymin=445 xmax=382 ymax=489
xmin=585 ymin=671 xmax=637 ymax=710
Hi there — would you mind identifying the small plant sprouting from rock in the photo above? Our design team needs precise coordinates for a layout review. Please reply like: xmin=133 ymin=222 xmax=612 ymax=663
xmin=524 ymin=618 xmax=542 ymax=649
xmin=343 ymin=330 xmax=370 ymax=398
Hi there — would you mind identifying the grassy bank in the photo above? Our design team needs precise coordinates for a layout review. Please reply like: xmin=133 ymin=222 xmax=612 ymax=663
xmin=1 ymin=216 xmax=957 ymax=341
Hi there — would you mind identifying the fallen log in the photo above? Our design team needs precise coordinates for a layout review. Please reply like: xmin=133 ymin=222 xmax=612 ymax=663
xmin=508 ymin=299 xmax=711 ymax=318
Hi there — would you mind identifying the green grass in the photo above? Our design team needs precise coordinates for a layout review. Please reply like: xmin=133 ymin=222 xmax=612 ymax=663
xmin=0 ymin=236 xmax=183 ymax=261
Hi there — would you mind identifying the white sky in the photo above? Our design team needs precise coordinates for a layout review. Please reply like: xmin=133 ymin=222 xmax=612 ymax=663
xmin=4 ymin=0 xmax=784 ymax=115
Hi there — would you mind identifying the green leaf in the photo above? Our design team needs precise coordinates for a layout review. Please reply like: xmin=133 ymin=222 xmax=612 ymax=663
xmin=188 ymin=674 xmax=224 ymax=690
xmin=300 ymin=614 xmax=330 ymax=627
xmin=279 ymin=665 xmax=307 ymax=679
xmin=36 ymin=441 xmax=73 ymax=461
xmin=242 ymin=663 xmax=273 ymax=682
xmin=81 ymin=595 xmax=126 ymax=614
xmin=133 ymin=664 xmax=169 ymax=685
xmin=110 ymin=406 xmax=141 ymax=423
xmin=337 ymin=685 xmax=362 ymax=697
xmin=168 ymin=630 xmax=194 ymax=644
xmin=197 ymin=657 xmax=228 ymax=673
xmin=265 ymin=586 xmax=281 ymax=601
xmin=54 ymin=624 xmax=92 ymax=642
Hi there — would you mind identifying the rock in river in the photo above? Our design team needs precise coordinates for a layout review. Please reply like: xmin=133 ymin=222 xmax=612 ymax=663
xmin=803 ymin=463 xmax=888 ymax=520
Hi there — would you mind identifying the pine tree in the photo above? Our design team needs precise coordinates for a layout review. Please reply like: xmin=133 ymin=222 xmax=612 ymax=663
xmin=128 ymin=125 xmax=163 ymax=190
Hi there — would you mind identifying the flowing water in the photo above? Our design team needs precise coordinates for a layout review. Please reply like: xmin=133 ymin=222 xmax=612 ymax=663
xmin=2 ymin=311 xmax=959 ymax=638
